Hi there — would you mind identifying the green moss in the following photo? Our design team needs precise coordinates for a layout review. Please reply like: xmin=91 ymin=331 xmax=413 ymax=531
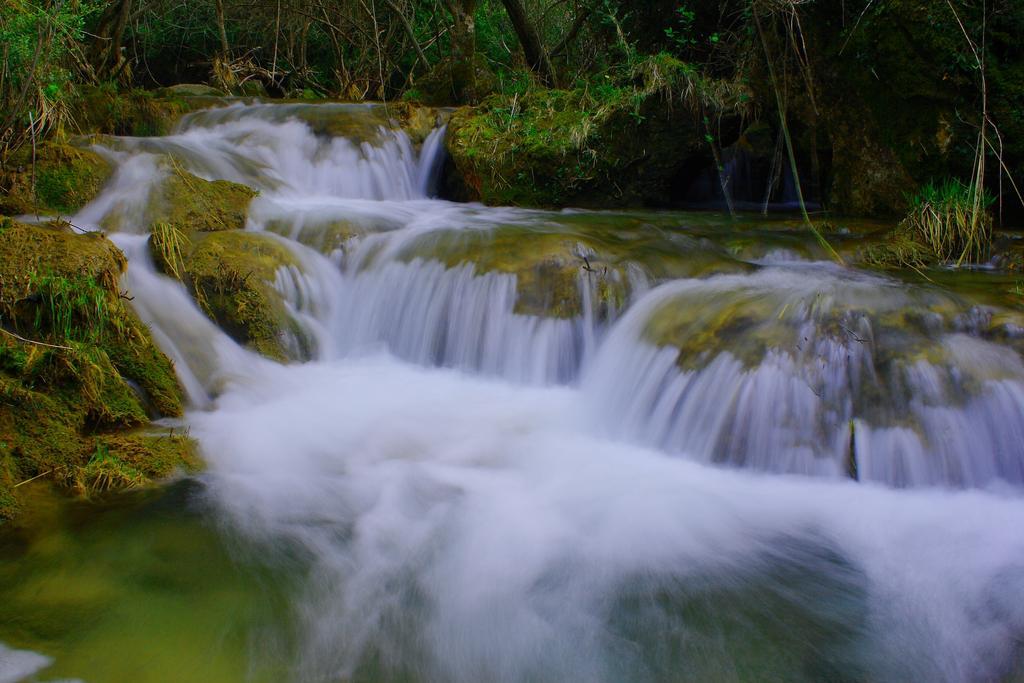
xmin=402 ymin=228 xmax=631 ymax=318
xmin=76 ymin=433 xmax=198 ymax=495
xmin=0 ymin=143 xmax=111 ymax=216
xmin=859 ymin=230 xmax=937 ymax=270
xmin=180 ymin=231 xmax=302 ymax=360
xmin=105 ymin=334 xmax=184 ymax=418
xmin=643 ymin=293 xmax=792 ymax=370
xmin=157 ymin=165 xmax=256 ymax=233
xmin=0 ymin=221 xmax=190 ymax=522
xmin=69 ymin=85 xmax=205 ymax=138
xmin=0 ymin=221 xmax=125 ymax=320
xmin=0 ymin=486 xmax=17 ymax=521
xmin=445 ymin=58 xmax=750 ymax=208
xmin=139 ymin=167 xmax=296 ymax=361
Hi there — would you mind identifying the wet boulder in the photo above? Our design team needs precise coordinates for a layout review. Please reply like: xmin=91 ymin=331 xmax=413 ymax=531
xmin=0 ymin=142 xmax=111 ymax=216
xmin=151 ymin=165 xmax=256 ymax=234
xmin=164 ymin=230 xmax=307 ymax=362
xmin=70 ymin=85 xmax=212 ymax=138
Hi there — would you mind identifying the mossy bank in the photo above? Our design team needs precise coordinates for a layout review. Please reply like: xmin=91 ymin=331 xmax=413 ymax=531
xmin=0 ymin=219 xmax=197 ymax=521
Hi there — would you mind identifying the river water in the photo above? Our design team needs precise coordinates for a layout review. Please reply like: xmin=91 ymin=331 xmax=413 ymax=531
xmin=2 ymin=102 xmax=1024 ymax=682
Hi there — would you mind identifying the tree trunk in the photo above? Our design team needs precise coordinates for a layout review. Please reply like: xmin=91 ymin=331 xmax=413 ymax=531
xmin=90 ymin=0 xmax=133 ymax=80
xmin=383 ymin=0 xmax=429 ymax=73
xmin=500 ymin=0 xmax=556 ymax=86
xmin=215 ymin=0 xmax=230 ymax=57
xmin=445 ymin=0 xmax=479 ymax=102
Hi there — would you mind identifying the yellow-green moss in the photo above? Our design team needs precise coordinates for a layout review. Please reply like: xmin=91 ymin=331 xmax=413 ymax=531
xmin=644 ymin=294 xmax=794 ymax=370
xmin=403 ymin=228 xmax=629 ymax=318
xmin=0 ymin=143 xmax=111 ymax=216
xmin=153 ymin=165 xmax=257 ymax=234
xmin=69 ymin=85 xmax=205 ymax=138
xmin=859 ymin=230 xmax=937 ymax=270
xmin=75 ymin=432 xmax=199 ymax=496
xmin=178 ymin=231 xmax=301 ymax=360
xmin=444 ymin=57 xmax=750 ymax=208
xmin=0 ymin=221 xmax=191 ymax=522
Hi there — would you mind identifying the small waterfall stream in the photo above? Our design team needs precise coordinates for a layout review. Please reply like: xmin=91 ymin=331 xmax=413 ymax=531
xmin=5 ymin=102 xmax=1024 ymax=683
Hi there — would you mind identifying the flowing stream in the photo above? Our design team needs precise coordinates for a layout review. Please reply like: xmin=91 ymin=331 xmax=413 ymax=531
xmin=3 ymin=102 xmax=1024 ymax=682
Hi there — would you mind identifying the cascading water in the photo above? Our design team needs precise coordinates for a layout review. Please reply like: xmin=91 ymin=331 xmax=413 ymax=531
xmin=4 ymin=102 xmax=1024 ymax=683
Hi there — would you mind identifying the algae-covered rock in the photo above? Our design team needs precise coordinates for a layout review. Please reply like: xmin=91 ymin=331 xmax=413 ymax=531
xmin=159 ymin=84 xmax=226 ymax=98
xmin=176 ymin=230 xmax=303 ymax=361
xmin=405 ymin=228 xmax=629 ymax=318
xmin=151 ymin=165 xmax=256 ymax=233
xmin=858 ymin=229 xmax=937 ymax=270
xmin=0 ymin=142 xmax=111 ymax=216
xmin=643 ymin=288 xmax=794 ymax=371
xmin=0 ymin=219 xmax=192 ymax=522
xmin=70 ymin=85 xmax=209 ymax=138
xmin=387 ymin=102 xmax=448 ymax=145
xmin=140 ymin=166 xmax=296 ymax=361
xmin=75 ymin=431 xmax=199 ymax=495
xmin=444 ymin=57 xmax=749 ymax=208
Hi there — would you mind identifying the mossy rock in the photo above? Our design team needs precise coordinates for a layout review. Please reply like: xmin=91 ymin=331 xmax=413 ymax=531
xmin=400 ymin=227 xmax=633 ymax=319
xmin=826 ymin=119 xmax=919 ymax=217
xmin=69 ymin=85 xmax=208 ymax=138
xmin=263 ymin=217 xmax=361 ymax=255
xmin=158 ymin=84 xmax=226 ymax=98
xmin=0 ymin=485 xmax=18 ymax=521
xmin=150 ymin=165 xmax=257 ymax=234
xmin=0 ymin=223 xmax=184 ymax=420
xmin=0 ymin=143 xmax=111 ymax=216
xmin=0 ymin=219 xmax=125 ymax=309
xmin=75 ymin=431 xmax=199 ymax=496
xmin=643 ymin=292 xmax=795 ymax=370
xmin=0 ymin=220 xmax=191 ymax=522
xmin=444 ymin=62 xmax=748 ymax=208
xmin=387 ymin=102 xmax=448 ymax=144
xmin=857 ymin=228 xmax=938 ymax=270
xmin=173 ymin=230 xmax=304 ymax=361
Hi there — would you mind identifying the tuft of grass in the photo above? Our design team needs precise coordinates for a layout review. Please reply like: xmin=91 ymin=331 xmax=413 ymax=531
xmin=79 ymin=443 xmax=147 ymax=494
xmin=150 ymin=221 xmax=190 ymax=280
xmin=861 ymin=231 xmax=936 ymax=270
xmin=31 ymin=273 xmax=111 ymax=344
xmin=903 ymin=180 xmax=994 ymax=265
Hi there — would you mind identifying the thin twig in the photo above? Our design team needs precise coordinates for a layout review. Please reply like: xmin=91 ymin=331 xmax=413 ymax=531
xmin=13 ymin=470 xmax=53 ymax=488
xmin=0 ymin=327 xmax=74 ymax=351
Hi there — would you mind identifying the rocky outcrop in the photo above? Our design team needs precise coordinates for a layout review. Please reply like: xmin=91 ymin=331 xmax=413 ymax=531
xmin=443 ymin=56 xmax=749 ymax=208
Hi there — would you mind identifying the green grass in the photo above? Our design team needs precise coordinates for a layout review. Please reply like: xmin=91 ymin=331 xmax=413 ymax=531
xmin=31 ymin=272 xmax=111 ymax=344
xmin=903 ymin=179 xmax=994 ymax=265
xmin=151 ymin=221 xmax=190 ymax=280
xmin=80 ymin=443 xmax=148 ymax=494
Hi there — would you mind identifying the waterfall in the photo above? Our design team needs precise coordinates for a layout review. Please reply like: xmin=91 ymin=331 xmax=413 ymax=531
xmin=39 ymin=101 xmax=1024 ymax=682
